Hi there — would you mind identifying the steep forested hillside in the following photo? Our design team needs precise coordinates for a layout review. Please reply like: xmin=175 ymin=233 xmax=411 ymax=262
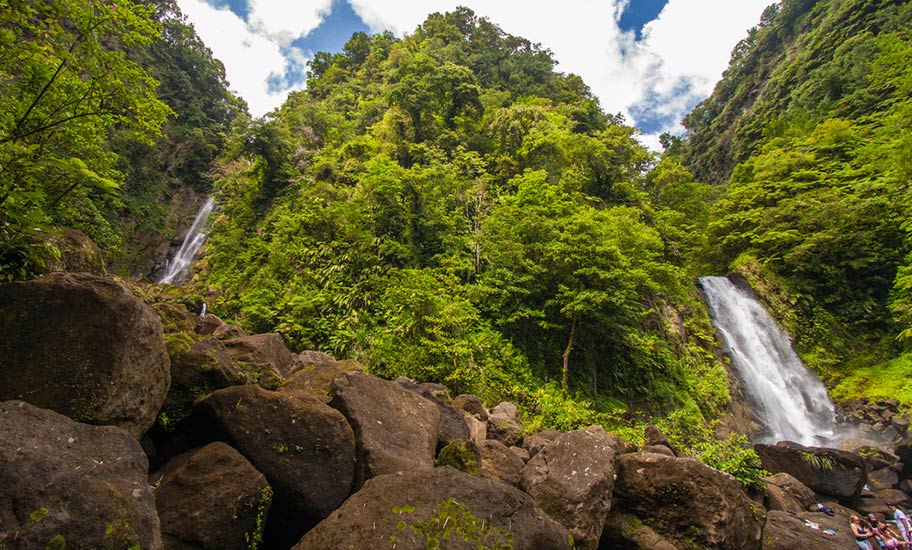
xmin=196 ymin=8 xmax=731 ymax=441
xmin=0 ymin=0 xmax=242 ymax=279
xmin=681 ymin=0 xmax=912 ymax=394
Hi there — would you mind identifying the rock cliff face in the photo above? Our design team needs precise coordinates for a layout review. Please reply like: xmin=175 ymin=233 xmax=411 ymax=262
xmin=2 ymin=273 xmax=912 ymax=550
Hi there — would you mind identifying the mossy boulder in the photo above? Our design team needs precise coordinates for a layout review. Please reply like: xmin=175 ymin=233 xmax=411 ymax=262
xmin=0 ymin=272 xmax=170 ymax=438
xmin=39 ymin=227 xmax=107 ymax=276
xmin=0 ymin=401 xmax=162 ymax=549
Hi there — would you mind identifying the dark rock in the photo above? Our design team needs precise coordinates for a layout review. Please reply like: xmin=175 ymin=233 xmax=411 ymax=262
xmin=435 ymin=439 xmax=482 ymax=476
xmin=222 ymin=333 xmax=294 ymax=379
xmin=764 ymin=472 xmax=815 ymax=513
xmin=524 ymin=429 xmax=561 ymax=458
xmin=510 ymin=445 xmax=530 ymax=462
xmin=641 ymin=444 xmax=676 ymax=456
xmin=295 ymin=350 xmax=336 ymax=366
xmin=760 ymin=510 xmax=854 ymax=549
xmin=613 ymin=452 xmax=764 ymax=549
xmin=755 ymin=442 xmax=866 ymax=502
xmin=40 ymin=227 xmax=107 ymax=276
xmin=452 ymin=394 xmax=489 ymax=420
xmin=644 ymin=425 xmax=678 ymax=456
xmin=152 ymin=442 xmax=272 ymax=550
xmin=479 ymin=439 xmax=525 ymax=487
xmin=211 ymin=322 xmax=247 ymax=340
xmin=396 ymin=377 xmax=470 ymax=449
xmin=279 ymin=359 xmax=365 ymax=401
xmin=519 ymin=428 xmax=618 ymax=549
xmin=330 ymin=372 xmax=440 ymax=487
xmin=600 ymin=512 xmax=680 ymax=550
xmin=194 ymin=313 xmax=226 ymax=336
xmin=486 ymin=401 xmax=524 ymax=447
xmin=464 ymin=414 xmax=487 ymax=445
xmin=869 ymin=467 xmax=900 ymax=490
xmin=0 ymin=272 xmax=170 ymax=438
xmin=0 ymin=401 xmax=162 ymax=549
xmin=193 ymin=385 xmax=355 ymax=548
xmin=292 ymin=467 xmax=572 ymax=550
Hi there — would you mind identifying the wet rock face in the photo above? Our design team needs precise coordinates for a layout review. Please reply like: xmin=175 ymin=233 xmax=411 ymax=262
xmin=613 ymin=452 xmax=764 ymax=550
xmin=0 ymin=400 xmax=162 ymax=550
xmin=0 ymin=272 xmax=171 ymax=438
xmin=755 ymin=442 xmax=867 ymax=502
xmin=152 ymin=442 xmax=272 ymax=550
xmin=192 ymin=385 xmax=355 ymax=548
xmin=292 ymin=467 xmax=573 ymax=550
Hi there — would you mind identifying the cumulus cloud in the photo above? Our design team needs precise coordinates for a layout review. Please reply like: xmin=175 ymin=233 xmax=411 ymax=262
xmin=178 ymin=0 xmax=772 ymax=146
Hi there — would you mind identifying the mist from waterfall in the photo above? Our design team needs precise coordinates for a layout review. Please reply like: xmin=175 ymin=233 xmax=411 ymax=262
xmin=699 ymin=276 xmax=842 ymax=446
xmin=156 ymin=197 xmax=215 ymax=285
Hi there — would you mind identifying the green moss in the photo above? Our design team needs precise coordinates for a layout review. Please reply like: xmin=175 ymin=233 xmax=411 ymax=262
xmin=435 ymin=440 xmax=481 ymax=476
xmin=30 ymin=508 xmax=49 ymax=522
xmin=831 ymin=352 xmax=912 ymax=407
xmin=244 ymin=486 xmax=272 ymax=550
xmin=45 ymin=534 xmax=65 ymax=550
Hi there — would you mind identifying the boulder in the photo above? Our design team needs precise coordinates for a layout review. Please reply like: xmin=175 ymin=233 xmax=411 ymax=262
xmin=330 ymin=372 xmax=440 ymax=487
xmin=40 ymin=227 xmax=107 ymax=276
xmin=193 ymin=385 xmax=355 ymax=548
xmin=486 ymin=401 xmax=524 ymax=447
xmin=600 ymin=512 xmax=680 ymax=550
xmin=152 ymin=442 xmax=272 ymax=550
xmin=292 ymin=467 xmax=573 ymax=550
xmin=396 ymin=377 xmax=471 ymax=449
xmin=464 ymin=414 xmax=487 ymax=445
xmin=212 ymin=322 xmax=247 ymax=340
xmin=452 ymin=393 xmax=489 ymax=420
xmin=613 ymin=452 xmax=764 ymax=549
xmin=524 ymin=429 xmax=561 ymax=458
xmin=221 ymin=333 xmax=295 ymax=378
xmin=519 ymin=428 xmax=618 ymax=549
xmin=280 ymin=359 xmax=365 ymax=401
xmin=0 ymin=272 xmax=170 ymax=438
xmin=644 ymin=425 xmax=678 ymax=456
xmin=760 ymin=510 xmax=854 ymax=549
xmin=435 ymin=439 xmax=482 ymax=476
xmin=0 ymin=401 xmax=162 ymax=549
xmin=764 ymin=472 xmax=815 ymax=513
xmin=755 ymin=442 xmax=867 ymax=502
xmin=510 ymin=445 xmax=530 ymax=462
xmin=479 ymin=439 xmax=525 ymax=487
xmin=295 ymin=350 xmax=336 ymax=366
xmin=869 ymin=467 xmax=900 ymax=490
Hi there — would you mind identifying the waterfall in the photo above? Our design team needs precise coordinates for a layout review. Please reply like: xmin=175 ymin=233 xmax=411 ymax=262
xmin=699 ymin=276 xmax=839 ymax=445
xmin=156 ymin=197 xmax=215 ymax=285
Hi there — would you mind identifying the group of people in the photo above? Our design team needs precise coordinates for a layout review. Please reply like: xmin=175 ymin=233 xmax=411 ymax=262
xmin=851 ymin=504 xmax=912 ymax=549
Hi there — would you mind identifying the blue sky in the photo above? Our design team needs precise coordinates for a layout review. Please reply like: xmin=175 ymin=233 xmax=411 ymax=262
xmin=178 ymin=0 xmax=772 ymax=149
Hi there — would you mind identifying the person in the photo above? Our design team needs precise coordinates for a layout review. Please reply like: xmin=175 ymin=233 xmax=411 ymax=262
xmin=854 ymin=515 xmax=878 ymax=550
xmin=889 ymin=503 xmax=912 ymax=543
xmin=869 ymin=514 xmax=912 ymax=549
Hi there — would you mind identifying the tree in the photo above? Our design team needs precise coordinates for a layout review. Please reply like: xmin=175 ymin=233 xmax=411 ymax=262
xmin=0 ymin=0 xmax=172 ymax=278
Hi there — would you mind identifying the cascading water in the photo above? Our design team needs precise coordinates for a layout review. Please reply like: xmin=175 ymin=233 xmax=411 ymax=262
xmin=156 ymin=197 xmax=215 ymax=285
xmin=699 ymin=276 xmax=839 ymax=445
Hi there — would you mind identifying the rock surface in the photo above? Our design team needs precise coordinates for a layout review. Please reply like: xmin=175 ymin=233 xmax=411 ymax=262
xmin=221 ymin=333 xmax=295 ymax=379
xmin=193 ymin=385 xmax=355 ymax=547
xmin=0 ymin=401 xmax=162 ymax=550
xmin=152 ymin=442 xmax=272 ymax=550
xmin=760 ymin=510 xmax=854 ymax=550
xmin=613 ymin=451 xmax=764 ymax=549
xmin=0 ymin=272 xmax=170 ymax=438
xmin=520 ymin=428 xmax=618 ymax=549
xmin=479 ymin=439 xmax=525 ymax=487
xmin=292 ymin=467 xmax=573 ymax=550
xmin=330 ymin=372 xmax=441 ymax=487
xmin=486 ymin=401 xmax=524 ymax=447
xmin=755 ymin=442 xmax=867 ymax=502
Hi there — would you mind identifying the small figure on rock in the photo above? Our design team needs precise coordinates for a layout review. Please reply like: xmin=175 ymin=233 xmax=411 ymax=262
xmin=889 ymin=503 xmax=912 ymax=543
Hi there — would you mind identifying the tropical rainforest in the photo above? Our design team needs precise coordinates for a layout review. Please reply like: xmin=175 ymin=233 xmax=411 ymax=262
xmin=1 ymin=0 xmax=911 ymax=466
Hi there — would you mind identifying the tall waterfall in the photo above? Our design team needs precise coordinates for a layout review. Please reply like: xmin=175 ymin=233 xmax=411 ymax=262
xmin=156 ymin=197 xmax=215 ymax=285
xmin=699 ymin=276 xmax=838 ymax=445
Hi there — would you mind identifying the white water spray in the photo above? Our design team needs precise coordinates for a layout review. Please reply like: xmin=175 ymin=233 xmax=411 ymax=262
xmin=156 ymin=197 xmax=215 ymax=285
xmin=699 ymin=276 xmax=840 ymax=445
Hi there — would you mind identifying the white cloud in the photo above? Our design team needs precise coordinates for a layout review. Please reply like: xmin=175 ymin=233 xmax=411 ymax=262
xmin=177 ymin=0 xmax=773 ymax=144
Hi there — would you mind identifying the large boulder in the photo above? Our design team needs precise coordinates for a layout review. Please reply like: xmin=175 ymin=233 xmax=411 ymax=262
xmin=221 ymin=333 xmax=295 ymax=379
xmin=396 ymin=377 xmax=471 ymax=449
xmin=280 ymin=359 xmax=365 ymax=401
xmin=330 ymin=372 xmax=441 ymax=487
xmin=479 ymin=439 xmax=525 ymax=487
xmin=0 ymin=401 xmax=162 ymax=549
xmin=613 ymin=452 xmax=764 ymax=549
xmin=151 ymin=442 xmax=272 ymax=550
xmin=755 ymin=442 xmax=867 ymax=502
xmin=486 ymin=401 xmax=524 ymax=447
xmin=0 ymin=272 xmax=170 ymax=438
xmin=600 ymin=512 xmax=680 ymax=550
xmin=193 ymin=385 xmax=355 ymax=548
xmin=40 ymin=227 xmax=107 ymax=276
xmin=764 ymin=472 xmax=816 ymax=513
xmin=292 ymin=467 xmax=573 ymax=550
xmin=519 ymin=427 xmax=618 ymax=549
xmin=760 ymin=510 xmax=854 ymax=549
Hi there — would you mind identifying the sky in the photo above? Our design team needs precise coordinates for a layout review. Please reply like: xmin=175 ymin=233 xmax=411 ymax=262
xmin=176 ymin=0 xmax=773 ymax=149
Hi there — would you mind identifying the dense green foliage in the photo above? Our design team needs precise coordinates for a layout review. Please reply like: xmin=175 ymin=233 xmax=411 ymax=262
xmin=0 ymin=0 xmax=241 ymax=279
xmin=199 ymin=8 xmax=730 ymax=435
xmin=682 ymin=0 xmax=912 ymax=385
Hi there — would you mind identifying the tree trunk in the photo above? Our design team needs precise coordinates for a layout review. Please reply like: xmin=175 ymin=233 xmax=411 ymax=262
xmin=561 ymin=316 xmax=576 ymax=396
